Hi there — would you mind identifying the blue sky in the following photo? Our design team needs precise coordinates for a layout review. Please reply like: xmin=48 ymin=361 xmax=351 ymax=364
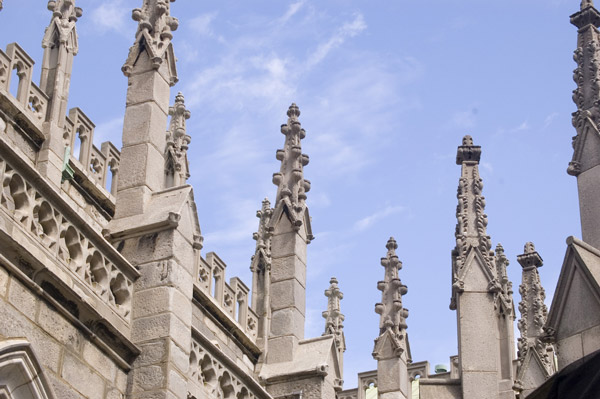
xmin=0 ymin=0 xmax=582 ymax=388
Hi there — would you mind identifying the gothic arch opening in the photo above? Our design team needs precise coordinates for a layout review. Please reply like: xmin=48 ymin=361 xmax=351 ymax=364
xmin=0 ymin=339 xmax=55 ymax=399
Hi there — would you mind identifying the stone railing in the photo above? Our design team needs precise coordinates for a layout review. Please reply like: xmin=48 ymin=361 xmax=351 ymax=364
xmin=196 ymin=252 xmax=259 ymax=342
xmin=0 ymin=152 xmax=134 ymax=321
xmin=188 ymin=332 xmax=271 ymax=399
xmin=0 ymin=43 xmax=48 ymax=130
xmin=0 ymin=42 xmax=120 ymax=213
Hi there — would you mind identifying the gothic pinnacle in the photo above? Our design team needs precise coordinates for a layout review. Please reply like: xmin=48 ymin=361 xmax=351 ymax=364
xmin=165 ymin=92 xmax=191 ymax=186
xmin=516 ymin=242 xmax=554 ymax=375
xmin=375 ymin=237 xmax=408 ymax=335
xmin=250 ymin=198 xmax=273 ymax=272
xmin=323 ymin=277 xmax=345 ymax=339
xmin=272 ymin=103 xmax=311 ymax=219
xmin=122 ymin=0 xmax=179 ymax=80
xmin=43 ymin=0 xmax=82 ymax=54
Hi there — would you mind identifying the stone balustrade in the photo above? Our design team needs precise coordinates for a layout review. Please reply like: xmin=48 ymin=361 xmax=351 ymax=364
xmin=0 ymin=152 xmax=135 ymax=321
xmin=0 ymin=42 xmax=120 ymax=206
xmin=188 ymin=333 xmax=271 ymax=399
xmin=197 ymin=252 xmax=259 ymax=342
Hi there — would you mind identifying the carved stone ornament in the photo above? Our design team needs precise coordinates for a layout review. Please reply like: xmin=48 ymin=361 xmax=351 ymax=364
xmin=516 ymin=242 xmax=554 ymax=374
xmin=373 ymin=237 xmax=408 ymax=359
xmin=42 ymin=0 xmax=83 ymax=54
xmin=165 ymin=92 xmax=191 ymax=187
xmin=271 ymin=103 xmax=311 ymax=228
xmin=122 ymin=0 xmax=179 ymax=82
xmin=250 ymin=198 xmax=272 ymax=273
xmin=322 ymin=277 xmax=345 ymax=348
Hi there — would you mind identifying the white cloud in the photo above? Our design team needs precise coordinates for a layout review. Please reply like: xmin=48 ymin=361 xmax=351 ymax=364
xmin=354 ymin=205 xmax=405 ymax=231
xmin=88 ymin=0 xmax=130 ymax=37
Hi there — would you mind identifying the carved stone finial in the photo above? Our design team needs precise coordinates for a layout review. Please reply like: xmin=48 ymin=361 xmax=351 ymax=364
xmin=165 ymin=92 xmax=191 ymax=187
xmin=43 ymin=0 xmax=83 ymax=54
xmin=122 ymin=0 xmax=179 ymax=80
xmin=375 ymin=237 xmax=408 ymax=335
xmin=517 ymin=242 xmax=543 ymax=269
xmin=251 ymin=198 xmax=273 ymax=273
xmin=272 ymin=103 xmax=311 ymax=225
xmin=516 ymin=242 xmax=554 ymax=376
xmin=582 ymin=0 xmax=595 ymax=10
xmin=322 ymin=277 xmax=345 ymax=345
xmin=456 ymin=134 xmax=481 ymax=164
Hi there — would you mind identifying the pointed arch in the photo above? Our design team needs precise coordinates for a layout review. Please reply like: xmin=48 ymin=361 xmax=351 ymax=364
xmin=0 ymin=339 xmax=55 ymax=399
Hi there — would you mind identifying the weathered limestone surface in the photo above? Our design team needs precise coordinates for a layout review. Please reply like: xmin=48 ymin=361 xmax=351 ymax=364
xmin=0 ymin=263 xmax=128 ymax=398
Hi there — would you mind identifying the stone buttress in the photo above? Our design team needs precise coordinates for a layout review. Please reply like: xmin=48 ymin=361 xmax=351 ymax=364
xmin=372 ymin=238 xmax=410 ymax=399
xmin=106 ymin=1 xmax=203 ymax=398
xmin=451 ymin=135 xmax=516 ymax=399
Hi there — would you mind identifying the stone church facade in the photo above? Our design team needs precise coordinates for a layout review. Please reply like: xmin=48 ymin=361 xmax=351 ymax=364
xmin=0 ymin=1 xmax=598 ymax=399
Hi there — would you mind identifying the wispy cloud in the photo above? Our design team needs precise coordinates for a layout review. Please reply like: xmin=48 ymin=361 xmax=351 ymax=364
xmin=305 ymin=13 xmax=367 ymax=70
xmin=189 ymin=12 xmax=225 ymax=43
xmin=278 ymin=1 xmax=306 ymax=25
xmin=354 ymin=205 xmax=405 ymax=231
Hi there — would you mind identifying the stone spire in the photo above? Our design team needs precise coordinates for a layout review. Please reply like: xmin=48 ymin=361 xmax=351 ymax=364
xmin=272 ymin=103 xmax=311 ymax=229
xmin=250 ymin=198 xmax=273 ymax=352
xmin=37 ymin=0 xmax=83 ymax=185
xmin=122 ymin=0 xmax=179 ymax=83
xmin=451 ymin=135 xmax=494 ymax=304
xmin=451 ymin=136 xmax=516 ymax=398
xmin=372 ymin=238 xmax=409 ymax=399
xmin=165 ymin=92 xmax=191 ymax=187
xmin=568 ymin=0 xmax=600 ymax=249
xmin=264 ymin=104 xmax=312 ymax=365
xmin=516 ymin=243 xmax=554 ymax=374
